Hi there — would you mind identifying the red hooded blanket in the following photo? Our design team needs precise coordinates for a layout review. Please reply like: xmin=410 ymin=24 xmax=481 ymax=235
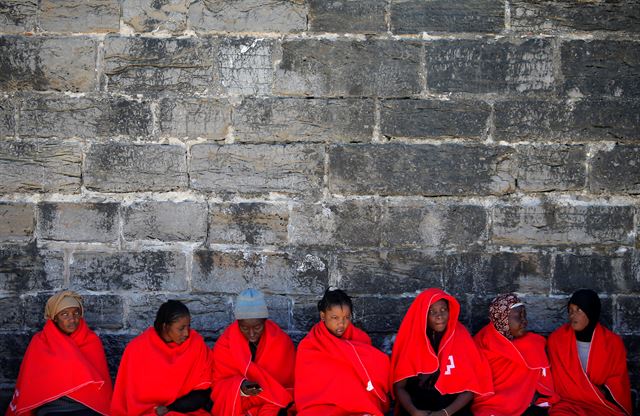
xmin=472 ymin=324 xmax=558 ymax=416
xmin=295 ymin=321 xmax=390 ymax=416
xmin=212 ymin=319 xmax=295 ymax=416
xmin=547 ymin=323 xmax=631 ymax=416
xmin=6 ymin=319 xmax=112 ymax=416
xmin=111 ymin=327 xmax=212 ymax=416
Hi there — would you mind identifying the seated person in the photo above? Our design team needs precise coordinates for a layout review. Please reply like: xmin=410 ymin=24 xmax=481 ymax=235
xmin=472 ymin=294 xmax=558 ymax=416
xmin=391 ymin=288 xmax=493 ymax=416
xmin=7 ymin=290 xmax=112 ymax=416
xmin=548 ymin=289 xmax=631 ymax=416
xmin=111 ymin=300 xmax=213 ymax=416
xmin=212 ymin=288 xmax=295 ymax=416
xmin=295 ymin=288 xmax=390 ymax=416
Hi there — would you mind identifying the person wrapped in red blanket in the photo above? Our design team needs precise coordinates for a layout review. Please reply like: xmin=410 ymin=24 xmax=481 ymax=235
xmin=295 ymin=288 xmax=390 ymax=416
xmin=472 ymin=293 xmax=559 ymax=416
xmin=6 ymin=291 xmax=113 ymax=416
xmin=111 ymin=300 xmax=213 ymax=416
xmin=212 ymin=288 xmax=295 ymax=416
xmin=548 ymin=289 xmax=631 ymax=416
xmin=390 ymin=288 xmax=493 ymax=416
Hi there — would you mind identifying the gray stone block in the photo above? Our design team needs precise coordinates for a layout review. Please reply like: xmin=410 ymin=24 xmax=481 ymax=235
xmin=617 ymin=296 xmax=640 ymax=333
xmin=590 ymin=145 xmax=640 ymax=194
xmin=190 ymin=143 xmax=324 ymax=198
xmin=0 ymin=139 xmax=82 ymax=193
xmin=510 ymin=295 xmax=567 ymax=334
xmin=69 ymin=250 xmax=188 ymax=291
xmin=37 ymin=202 xmax=119 ymax=243
xmin=562 ymin=40 xmax=640 ymax=97
xmin=233 ymin=97 xmax=374 ymax=143
xmin=426 ymin=38 xmax=553 ymax=94
xmin=290 ymin=296 xmax=318 ymax=333
xmin=515 ymin=145 xmax=586 ymax=192
xmin=20 ymin=293 xmax=49 ymax=328
xmin=158 ymin=97 xmax=230 ymax=139
xmin=0 ymin=243 xmax=64 ymax=292
xmin=0 ymin=95 xmax=15 ymax=139
xmin=353 ymin=296 xmax=413 ymax=333
xmin=553 ymin=252 xmax=631 ymax=295
xmin=214 ymin=37 xmax=276 ymax=96
xmin=274 ymin=39 xmax=422 ymax=97
xmin=391 ymin=0 xmax=504 ymax=34
xmin=123 ymin=201 xmax=207 ymax=242
xmin=380 ymin=99 xmax=491 ymax=139
xmin=0 ymin=35 xmax=97 ymax=92
xmin=188 ymin=0 xmax=306 ymax=33
xmin=0 ymin=332 xmax=31 ymax=382
xmin=309 ymin=0 xmax=386 ymax=34
xmin=82 ymin=294 xmax=124 ymax=330
xmin=0 ymin=1 xmax=37 ymax=33
xmin=328 ymin=143 xmax=515 ymax=196
xmin=39 ymin=0 xmax=120 ymax=33
xmin=125 ymin=293 xmax=171 ymax=332
xmin=0 ymin=203 xmax=35 ymax=242
xmin=0 ymin=296 xmax=23 ymax=331
xmin=209 ymin=202 xmax=289 ymax=245
xmin=84 ymin=143 xmax=187 ymax=192
xmin=123 ymin=0 xmax=188 ymax=33
xmin=100 ymin=333 xmax=135 ymax=377
xmin=183 ymin=294 xmax=236 ymax=336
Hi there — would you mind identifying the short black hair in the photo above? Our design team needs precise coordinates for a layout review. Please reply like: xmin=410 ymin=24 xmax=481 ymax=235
xmin=317 ymin=288 xmax=353 ymax=313
xmin=154 ymin=300 xmax=190 ymax=334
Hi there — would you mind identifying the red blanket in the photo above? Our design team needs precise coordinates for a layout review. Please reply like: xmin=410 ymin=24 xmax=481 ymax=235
xmin=7 ymin=319 xmax=112 ymax=416
xmin=548 ymin=323 xmax=631 ymax=416
xmin=472 ymin=324 xmax=558 ymax=416
xmin=212 ymin=320 xmax=295 ymax=416
xmin=295 ymin=322 xmax=390 ymax=416
xmin=111 ymin=327 xmax=213 ymax=416
xmin=390 ymin=288 xmax=493 ymax=399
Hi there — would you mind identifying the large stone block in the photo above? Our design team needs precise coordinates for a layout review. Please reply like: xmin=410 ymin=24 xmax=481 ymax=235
xmin=0 ymin=1 xmax=37 ymax=34
xmin=510 ymin=295 xmax=567 ymax=334
xmin=274 ymin=39 xmax=422 ymax=97
xmin=183 ymin=294 xmax=236 ymax=336
xmin=233 ymin=97 xmax=374 ymax=143
xmin=0 ymin=139 xmax=82 ymax=193
xmin=0 ymin=243 xmax=64 ymax=292
xmin=0 ymin=97 xmax=15 ymax=138
xmin=123 ymin=201 xmax=207 ymax=242
xmin=69 ymin=250 xmax=188 ymax=291
xmin=190 ymin=143 xmax=324 ymax=198
xmin=562 ymin=40 xmax=640 ymax=97
xmin=0 ymin=203 xmax=34 ymax=242
xmin=37 ymin=202 xmax=119 ymax=243
xmin=515 ymin=145 xmax=586 ymax=192
xmin=0 ymin=332 xmax=31 ymax=382
xmin=590 ymin=145 xmax=640 ymax=194
xmin=209 ymin=202 xmax=289 ymax=246
xmin=390 ymin=0 xmax=504 ymax=34
xmin=82 ymin=294 xmax=124 ymax=330
xmin=214 ymin=37 xmax=276 ymax=96
xmin=426 ymin=39 xmax=553 ymax=94
xmin=123 ymin=0 xmax=188 ymax=33
xmin=309 ymin=0 xmax=386 ymax=34
xmin=553 ymin=252 xmax=631 ymax=295
xmin=19 ymin=293 xmax=48 ymax=328
xmin=380 ymin=99 xmax=491 ymax=139
xmin=39 ymin=0 xmax=120 ymax=33
xmin=616 ymin=296 xmax=640 ymax=333
xmin=125 ymin=293 xmax=171 ymax=332
xmin=328 ymin=144 xmax=515 ymax=196
xmin=100 ymin=333 xmax=135 ymax=377
xmin=0 ymin=35 xmax=97 ymax=92
xmin=157 ymin=97 xmax=230 ymax=139
xmin=352 ymin=296 xmax=413 ymax=334
xmin=84 ymin=143 xmax=188 ymax=192
xmin=0 ymin=296 xmax=23 ymax=331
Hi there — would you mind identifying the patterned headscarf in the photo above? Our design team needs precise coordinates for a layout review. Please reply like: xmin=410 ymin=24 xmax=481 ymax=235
xmin=44 ymin=290 xmax=84 ymax=320
xmin=489 ymin=293 xmax=523 ymax=340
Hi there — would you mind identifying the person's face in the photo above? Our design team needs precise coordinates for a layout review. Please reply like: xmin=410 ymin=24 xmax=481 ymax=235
xmin=320 ymin=304 xmax=351 ymax=338
xmin=53 ymin=306 xmax=81 ymax=335
xmin=238 ymin=318 xmax=266 ymax=344
xmin=568 ymin=303 xmax=589 ymax=332
xmin=427 ymin=299 xmax=449 ymax=333
xmin=508 ymin=305 xmax=527 ymax=338
xmin=161 ymin=315 xmax=191 ymax=345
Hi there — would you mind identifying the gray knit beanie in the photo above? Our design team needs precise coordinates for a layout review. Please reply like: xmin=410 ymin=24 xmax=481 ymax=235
xmin=234 ymin=288 xmax=268 ymax=320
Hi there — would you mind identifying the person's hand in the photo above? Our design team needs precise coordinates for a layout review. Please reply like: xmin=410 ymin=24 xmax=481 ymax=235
xmin=410 ymin=410 xmax=430 ymax=416
xmin=155 ymin=405 xmax=169 ymax=416
xmin=241 ymin=380 xmax=263 ymax=396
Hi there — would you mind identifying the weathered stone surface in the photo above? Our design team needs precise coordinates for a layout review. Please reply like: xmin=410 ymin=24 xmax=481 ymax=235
xmin=289 ymin=296 xmax=318 ymax=333
xmin=84 ymin=143 xmax=187 ymax=192
xmin=562 ymin=40 xmax=640 ymax=97
xmin=182 ymin=294 xmax=235 ymax=337
xmin=158 ymin=97 xmax=230 ymax=139
xmin=190 ymin=143 xmax=324 ymax=198
xmin=39 ymin=0 xmax=120 ymax=33
xmin=492 ymin=201 xmax=635 ymax=246
xmin=426 ymin=39 xmax=553 ymax=94
xmin=0 ymin=203 xmax=34 ymax=242
xmin=391 ymin=0 xmax=504 ymax=34
xmin=0 ymin=296 xmax=23 ymax=330
xmin=0 ymin=140 xmax=82 ymax=193
xmin=0 ymin=332 xmax=31 ymax=381
xmin=123 ymin=201 xmax=207 ymax=242
xmin=0 ymin=243 xmax=64 ymax=292
xmin=233 ymin=97 xmax=374 ymax=143
xmin=515 ymin=144 xmax=586 ymax=192
xmin=274 ymin=39 xmax=422 ymax=97
xmin=38 ymin=202 xmax=119 ymax=243
xmin=70 ymin=250 xmax=188 ymax=291
xmin=214 ymin=37 xmax=276 ymax=96
xmin=353 ymin=296 xmax=413 ymax=333
xmin=380 ymin=99 xmax=491 ymax=139
xmin=590 ymin=145 xmax=640 ymax=194
xmin=0 ymin=36 xmax=97 ymax=92
xmin=100 ymin=333 xmax=135 ymax=376
xmin=553 ymin=252 xmax=631 ymax=295
xmin=0 ymin=1 xmax=37 ymax=33
xmin=328 ymin=144 xmax=515 ymax=196
xmin=125 ymin=293 xmax=170 ymax=331
xmin=123 ymin=0 xmax=188 ymax=33
xmin=616 ymin=296 xmax=640 ymax=333
xmin=188 ymin=0 xmax=306 ymax=33
xmin=309 ymin=0 xmax=386 ymax=34
xmin=0 ymin=97 xmax=15 ymax=138
xmin=82 ymin=294 xmax=124 ymax=330
xmin=209 ymin=202 xmax=289 ymax=245
xmin=19 ymin=292 xmax=48 ymax=328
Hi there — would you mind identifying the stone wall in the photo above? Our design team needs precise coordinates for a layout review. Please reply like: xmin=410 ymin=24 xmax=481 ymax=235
xmin=1 ymin=0 xmax=639 ymax=409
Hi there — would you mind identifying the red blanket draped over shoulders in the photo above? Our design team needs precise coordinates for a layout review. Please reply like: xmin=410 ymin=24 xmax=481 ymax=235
xmin=547 ymin=323 xmax=631 ymax=416
xmin=390 ymin=288 xmax=493 ymax=399
xmin=295 ymin=322 xmax=390 ymax=416
xmin=7 ymin=319 xmax=112 ymax=416
xmin=111 ymin=327 xmax=213 ymax=416
xmin=472 ymin=324 xmax=558 ymax=416
xmin=212 ymin=319 xmax=295 ymax=416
